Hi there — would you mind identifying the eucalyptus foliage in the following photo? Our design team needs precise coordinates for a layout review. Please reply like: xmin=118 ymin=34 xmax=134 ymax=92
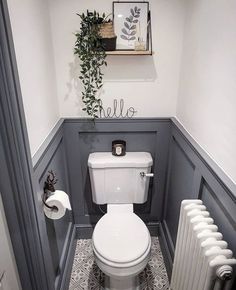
xmin=74 ymin=11 xmax=107 ymax=118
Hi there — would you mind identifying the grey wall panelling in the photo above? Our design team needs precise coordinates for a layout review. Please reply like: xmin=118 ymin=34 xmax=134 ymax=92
xmin=33 ymin=122 xmax=74 ymax=290
xmin=161 ymin=119 xmax=236 ymax=287
xmin=1 ymin=91 xmax=236 ymax=290
xmin=64 ymin=118 xmax=171 ymax=236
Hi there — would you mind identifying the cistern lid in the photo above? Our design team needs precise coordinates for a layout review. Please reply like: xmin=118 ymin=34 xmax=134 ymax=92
xmin=88 ymin=152 xmax=153 ymax=168
xmin=92 ymin=213 xmax=150 ymax=263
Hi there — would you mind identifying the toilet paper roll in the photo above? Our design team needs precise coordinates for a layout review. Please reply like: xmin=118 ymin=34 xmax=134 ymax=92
xmin=43 ymin=190 xmax=71 ymax=220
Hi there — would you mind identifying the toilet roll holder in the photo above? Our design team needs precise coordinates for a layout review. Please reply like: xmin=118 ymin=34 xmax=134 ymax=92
xmin=43 ymin=170 xmax=59 ymax=212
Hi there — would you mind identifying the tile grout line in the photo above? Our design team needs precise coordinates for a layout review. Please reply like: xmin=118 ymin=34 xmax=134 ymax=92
xmin=69 ymin=237 xmax=169 ymax=290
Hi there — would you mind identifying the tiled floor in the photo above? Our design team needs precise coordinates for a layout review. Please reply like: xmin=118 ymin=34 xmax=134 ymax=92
xmin=69 ymin=237 xmax=169 ymax=290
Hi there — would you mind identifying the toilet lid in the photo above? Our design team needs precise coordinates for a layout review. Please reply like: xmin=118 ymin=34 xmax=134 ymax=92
xmin=93 ymin=213 xmax=150 ymax=264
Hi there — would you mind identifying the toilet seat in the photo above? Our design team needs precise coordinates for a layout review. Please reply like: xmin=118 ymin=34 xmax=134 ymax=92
xmin=93 ymin=240 xmax=151 ymax=269
xmin=92 ymin=212 xmax=151 ymax=267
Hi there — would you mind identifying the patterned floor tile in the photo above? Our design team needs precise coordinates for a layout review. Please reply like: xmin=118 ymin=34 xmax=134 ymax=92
xmin=69 ymin=237 xmax=169 ymax=290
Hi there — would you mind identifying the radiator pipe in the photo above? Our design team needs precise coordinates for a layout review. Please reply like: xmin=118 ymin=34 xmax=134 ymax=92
xmin=213 ymin=266 xmax=234 ymax=290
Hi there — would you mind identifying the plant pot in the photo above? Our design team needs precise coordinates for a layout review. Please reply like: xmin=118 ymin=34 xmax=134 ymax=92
xmin=99 ymin=22 xmax=117 ymax=51
xmin=101 ymin=36 xmax=117 ymax=51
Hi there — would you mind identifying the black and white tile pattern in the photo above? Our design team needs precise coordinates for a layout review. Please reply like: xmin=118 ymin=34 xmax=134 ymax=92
xmin=69 ymin=237 xmax=169 ymax=290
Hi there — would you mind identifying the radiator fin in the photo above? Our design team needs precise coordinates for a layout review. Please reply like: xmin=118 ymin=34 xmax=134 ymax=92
xmin=170 ymin=200 xmax=236 ymax=290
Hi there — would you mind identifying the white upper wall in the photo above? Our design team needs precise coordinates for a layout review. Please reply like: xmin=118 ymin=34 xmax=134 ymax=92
xmin=49 ymin=0 xmax=185 ymax=117
xmin=177 ymin=0 xmax=236 ymax=183
xmin=7 ymin=0 xmax=59 ymax=156
xmin=7 ymin=0 xmax=236 ymax=184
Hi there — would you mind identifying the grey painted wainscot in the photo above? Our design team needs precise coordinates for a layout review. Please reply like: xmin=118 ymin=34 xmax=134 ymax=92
xmin=32 ymin=118 xmax=171 ymax=290
xmin=32 ymin=120 xmax=74 ymax=290
xmin=31 ymin=117 xmax=236 ymax=289
xmin=161 ymin=118 xmax=236 ymax=288
xmin=63 ymin=118 xmax=171 ymax=237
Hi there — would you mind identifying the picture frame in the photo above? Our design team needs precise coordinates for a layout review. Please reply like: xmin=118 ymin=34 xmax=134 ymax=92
xmin=113 ymin=1 xmax=149 ymax=50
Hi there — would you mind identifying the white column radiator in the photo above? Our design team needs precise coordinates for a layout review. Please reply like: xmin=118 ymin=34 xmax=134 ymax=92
xmin=170 ymin=200 xmax=236 ymax=290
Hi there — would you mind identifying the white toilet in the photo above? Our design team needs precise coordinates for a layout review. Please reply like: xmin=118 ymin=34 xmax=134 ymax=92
xmin=88 ymin=152 xmax=154 ymax=290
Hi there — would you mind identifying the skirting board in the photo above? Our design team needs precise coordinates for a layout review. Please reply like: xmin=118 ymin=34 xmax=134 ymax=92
xmin=159 ymin=222 xmax=173 ymax=280
xmin=75 ymin=222 xmax=160 ymax=239
xmin=59 ymin=226 xmax=77 ymax=290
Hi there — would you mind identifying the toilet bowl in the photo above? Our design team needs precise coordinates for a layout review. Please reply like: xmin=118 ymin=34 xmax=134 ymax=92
xmin=92 ymin=204 xmax=151 ymax=290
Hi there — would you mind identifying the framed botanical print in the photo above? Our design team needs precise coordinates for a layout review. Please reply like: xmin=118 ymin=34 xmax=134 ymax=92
xmin=113 ymin=1 xmax=149 ymax=50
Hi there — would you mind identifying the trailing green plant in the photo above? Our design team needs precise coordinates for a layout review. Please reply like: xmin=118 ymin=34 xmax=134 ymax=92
xmin=74 ymin=10 xmax=107 ymax=118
